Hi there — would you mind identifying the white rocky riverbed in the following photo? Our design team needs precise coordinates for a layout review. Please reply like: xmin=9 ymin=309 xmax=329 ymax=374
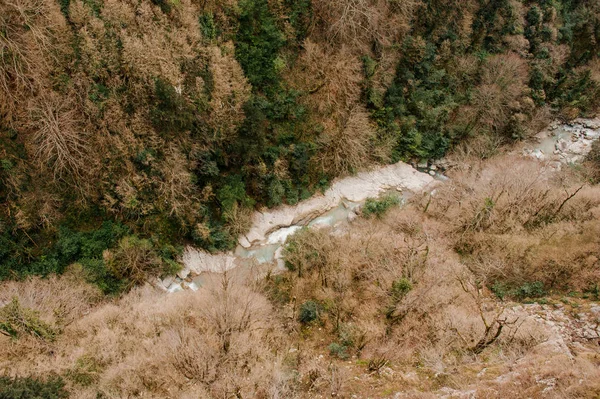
xmin=159 ymin=162 xmax=439 ymax=292
xmin=159 ymin=118 xmax=600 ymax=293
xmin=522 ymin=117 xmax=600 ymax=166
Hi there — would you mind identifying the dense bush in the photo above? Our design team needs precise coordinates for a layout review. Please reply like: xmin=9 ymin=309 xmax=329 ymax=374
xmin=104 ymin=235 xmax=179 ymax=292
xmin=0 ymin=297 xmax=57 ymax=340
xmin=0 ymin=221 xmax=127 ymax=279
xmin=0 ymin=375 xmax=68 ymax=399
xmin=362 ymin=194 xmax=401 ymax=218
xmin=586 ymin=139 xmax=600 ymax=183
xmin=298 ymin=300 xmax=322 ymax=324
xmin=428 ymin=157 xmax=600 ymax=298
xmin=328 ymin=342 xmax=349 ymax=359
xmin=491 ymin=281 xmax=547 ymax=301
xmin=235 ymin=0 xmax=286 ymax=89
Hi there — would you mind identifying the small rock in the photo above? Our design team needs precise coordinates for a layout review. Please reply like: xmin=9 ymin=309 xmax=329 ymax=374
xmin=274 ymin=246 xmax=284 ymax=260
xmin=177 ymin=266 xmax=190 ymax=280
xmin=239 ymin=236 xmax=252 ymax=248
xmin=161 ymin=275 xmax=175 ymax=288
xmin=417 ymin=161 xmax=428 ymax=169
xmin=167 ymin=282 xmax=183 ymax=293
xmin=428 ymin=170 xmax=436 ymax=176
xmin=154 ymin=278 xmax=168 ymax=291
xmin=347 ymin=211 xmax=357 ymax=222
xmin=183 ymin=281 xmax=199 ymax=291
xmin=525 ymin=148 xmax=545 ymax=160
xmin=430 ymin=164 xmax=437 ymax=171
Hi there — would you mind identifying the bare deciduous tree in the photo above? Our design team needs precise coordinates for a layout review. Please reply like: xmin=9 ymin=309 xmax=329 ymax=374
xmin=318 ymin=105 xmax=378 ymax=175
xmin=0 ymin=0 xmax=59 ymax=122
xmin=29 ymin=94 xmax=88 ymax=181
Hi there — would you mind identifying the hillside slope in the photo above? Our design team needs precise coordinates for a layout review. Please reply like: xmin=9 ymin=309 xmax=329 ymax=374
xmin=1 ymin=0 xmax=600 ymax=289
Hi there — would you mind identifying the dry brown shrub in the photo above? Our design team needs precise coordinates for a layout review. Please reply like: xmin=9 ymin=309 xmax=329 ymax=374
xmin=0 ymin=271 xmax=101 ymax=329
xmin=281 ymin=209 xmax=459 ymax=360
xmin=294 ymin=41 xmax=363 ymax=114
xmin=525 ymin=104 xmax=553 ymax=137
xmin=290 ymin=42 xmax=388 ymax=174
xmin=155 ymin=145 xmax=198 ymax=219
xmin=1 ymin=274 xmax=289 ymax=398
xmin=72 ymin=0 xmax=203 ymax=88
xmin=584 ymin=139 xmax=600 ymax=182
xmin=0 ymin=0 xmax=64 ymax=123
xmin=472 ymin=54 xmax=529 ymax=134
xmin=317 ymin=105 xmax=379 ymax=175
xmin=277 ymin=203 xmax=548 ymax=391
xmin=104 ymin=236 xmax=166 ymax=290
xmin=206 ymin=43 xmax=252 ymax=144
xmin=0 ymin=271 xmax=101 ymax=375
xmin=466 ymin=217 xmax=600 ymax=292
xmin=426 ymin=154 xmax=600 ymax=292
xmin=28 ymin=93 xmax=89 ymax=181
xmin=448 ymin=131 xmax=506 ymax=162
xmin=427 ymin=156 xmax=586 ymax=235
xmin=223 ymin=202 xmax=253 ymax=238
xmin=311 ymin=0 xmax=415 ymax=50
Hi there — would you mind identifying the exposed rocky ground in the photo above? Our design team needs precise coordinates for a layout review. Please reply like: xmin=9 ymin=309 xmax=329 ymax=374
xmin=523 ymin=117 xmax=600 ymax=166
xmin=159 ymin=162 xmax=437 ymax=293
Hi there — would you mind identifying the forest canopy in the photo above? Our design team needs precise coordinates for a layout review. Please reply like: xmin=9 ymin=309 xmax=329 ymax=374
xmin=0 ymin=0 xmax=599 ymax=290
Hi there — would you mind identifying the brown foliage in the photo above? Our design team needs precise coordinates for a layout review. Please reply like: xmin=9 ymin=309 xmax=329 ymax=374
xmin=0 ymin=274 xmax=288 ymax=398
xmin=28 ymin=93 xmax=89 ymax=181
xmin=104 ymin=236 xmax=167 ymax=290
xmin=426 ymin=155 xmax=600 ymax=291
xmin=471 ymin=54 xmax=529 ymax=135
xmin=290 ymin=42 xmax=389 ymax=174
xmin=206 ymin=43 xmax=251 ymax=144
xmin=311 ymin=0 xmax=415 ymax=50
xmin=0 ymin=271 xmax=101 ymax=329
xmin=317 ymin=105 xmax=379 ymax=175
xmin=0 ymin=0 xmax=64 ymax=123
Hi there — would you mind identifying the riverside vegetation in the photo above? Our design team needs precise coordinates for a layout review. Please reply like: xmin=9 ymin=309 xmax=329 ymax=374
xmin=1 ymin=0 xmax=600 ymax=397
xmin=1 ymin=150 xmax=600 ymax=398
